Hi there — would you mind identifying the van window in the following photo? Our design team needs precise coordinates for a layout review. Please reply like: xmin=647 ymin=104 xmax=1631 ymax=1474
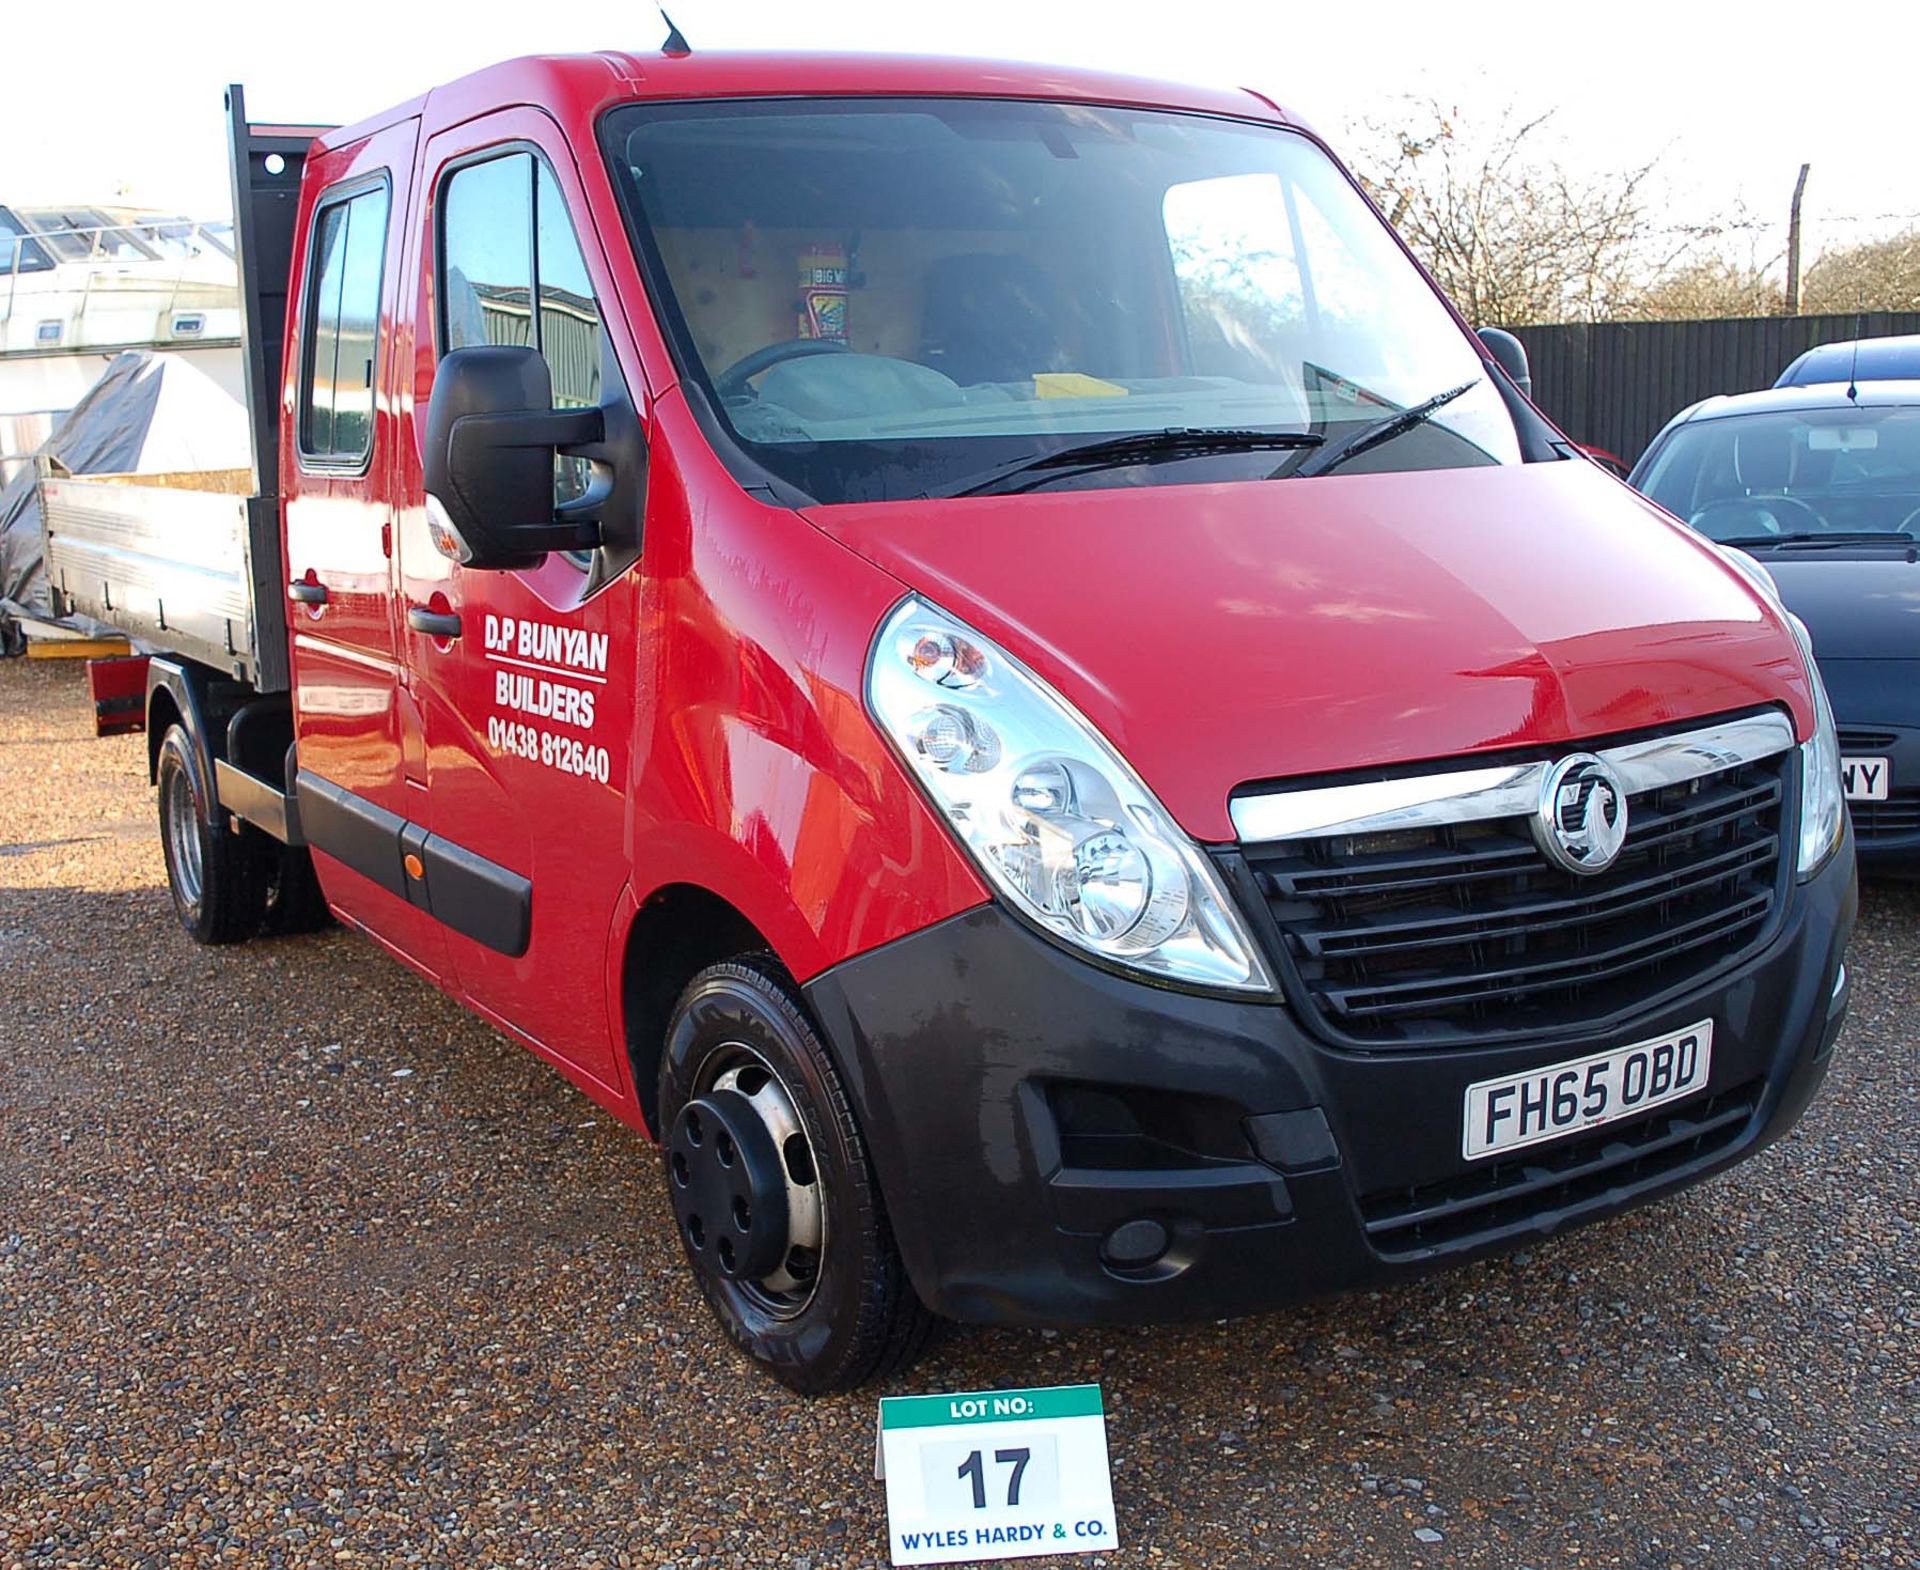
xmin=300 ymin=183 xmax=389 ymax=466
xmin=537 ymin=162 xmax=605 ymax=504
xmin=443 ymin=153 xmax=533 ymax=352
xmin=601 ymin=98 xmax=1521 ymax=505
xmin=441 ymin=152 xmax=605 ymax=504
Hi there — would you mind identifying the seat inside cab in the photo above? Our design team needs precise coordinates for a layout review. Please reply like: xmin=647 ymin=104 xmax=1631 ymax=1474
xmin=650 ymin=224 xmax=1153 ymax=394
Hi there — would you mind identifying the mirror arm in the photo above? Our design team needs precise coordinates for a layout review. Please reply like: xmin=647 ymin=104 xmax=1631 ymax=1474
xmin=556 ymin=466 xmax=615 ymax=526
xmin=450 ymin=406 xmax=605 ymax=452
xmin=553 ymin=411 xmax=617 ymax=538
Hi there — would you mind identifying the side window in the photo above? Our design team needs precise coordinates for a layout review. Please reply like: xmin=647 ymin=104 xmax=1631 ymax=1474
xmin=441 ymin=151 xmax=606 ymax=506
xmin=537 ymin=162 xmax=605 ymax=503
xmin=300 ymin=183 xmax=390 ymax=465
xmin=443 ymin=153 xmax=533 ymax=351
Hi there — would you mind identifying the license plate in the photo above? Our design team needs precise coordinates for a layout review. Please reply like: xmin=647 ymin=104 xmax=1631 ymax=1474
xmin=1841 ymin=756 xmax=1890 ymax=801
xmin=1462 ymin=1020 xmax=1714 ymax=1161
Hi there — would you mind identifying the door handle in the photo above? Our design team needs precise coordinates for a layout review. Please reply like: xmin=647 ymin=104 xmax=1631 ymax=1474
xmin=288 ymin=579 xmax=329 ymax=606
xmin=406 ymin=605 xmax=463 ymax=639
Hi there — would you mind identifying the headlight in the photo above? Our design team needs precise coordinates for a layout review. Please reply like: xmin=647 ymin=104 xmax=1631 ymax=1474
xmin=1710 ymin=548 xmax=1844 ymax=877
xmin=867 ymin=597 xmax=1274 ymax=993
xmin=1787 ymin=612 xmax=1844 ymax=877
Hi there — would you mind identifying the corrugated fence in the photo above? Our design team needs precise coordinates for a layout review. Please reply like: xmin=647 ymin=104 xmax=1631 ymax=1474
xmin=1507 ymin=312 xmax=1920 ymax=468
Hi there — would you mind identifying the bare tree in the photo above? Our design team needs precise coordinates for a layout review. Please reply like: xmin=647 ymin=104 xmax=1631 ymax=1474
xmin=1623 ymin=257 xmax=1783 ymax=320
xmin=1345 ymin=100 xmax=1917 ymax=326
xmin=1802 ymin=229 xmax=1920 ymax=314
xmin=1348 ymin=100 xmax=1676 ymax=327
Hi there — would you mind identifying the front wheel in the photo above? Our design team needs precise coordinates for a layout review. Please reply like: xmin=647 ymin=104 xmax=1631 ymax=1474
xmin=658 ymin=955 xmax=935 ymax=1394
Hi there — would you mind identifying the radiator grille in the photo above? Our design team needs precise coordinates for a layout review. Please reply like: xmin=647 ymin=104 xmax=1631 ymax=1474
xmin=1850 ymin=795 xmax=1920 ymax=840
xmin=1241 ymin=752 xmax=1791 ymax=1047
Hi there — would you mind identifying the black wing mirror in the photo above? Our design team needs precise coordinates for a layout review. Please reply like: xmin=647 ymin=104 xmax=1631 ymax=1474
xmin=423 ymin=345 xmax=604 ymax=571
xmin=1475 ymin=327 xmax=1532 ymax=400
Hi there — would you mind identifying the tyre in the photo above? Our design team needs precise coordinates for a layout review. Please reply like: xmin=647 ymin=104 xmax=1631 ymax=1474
xmin=155 ymin=724 xmax=270 ymax=945
xmin=658 ymin=955 xmax=936 ymax=1394
xmin=262 ymin=842 xmax=334 ymax=936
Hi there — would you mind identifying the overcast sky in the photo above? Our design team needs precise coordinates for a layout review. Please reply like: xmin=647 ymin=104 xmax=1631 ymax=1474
xmin=5 ymin=0 xmax=1915 ymax=269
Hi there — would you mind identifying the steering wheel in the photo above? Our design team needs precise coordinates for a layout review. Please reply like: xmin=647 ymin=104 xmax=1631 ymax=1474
xmin=714 ymin=338 xmax=852 ymax=401
xmin=1689 ymin=494 xmax=1824 ymax=537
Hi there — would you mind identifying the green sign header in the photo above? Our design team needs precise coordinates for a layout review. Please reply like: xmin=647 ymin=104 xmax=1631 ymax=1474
xmin=881 ymin=1384 xmax=1104 ymax=1430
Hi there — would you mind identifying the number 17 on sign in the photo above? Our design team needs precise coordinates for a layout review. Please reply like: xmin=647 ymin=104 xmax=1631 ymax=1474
xmin=876 ymin=1385 xmax=1118 ymax=1565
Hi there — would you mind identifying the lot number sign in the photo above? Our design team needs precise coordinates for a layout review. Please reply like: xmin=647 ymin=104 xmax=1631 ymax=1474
xmin=876 ymin=1384 xmax=1118 ymax=1565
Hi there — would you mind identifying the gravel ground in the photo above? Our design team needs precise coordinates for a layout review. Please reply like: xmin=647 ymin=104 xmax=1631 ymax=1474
xmin=0 ymin=655 xmax=1914 ymax=1570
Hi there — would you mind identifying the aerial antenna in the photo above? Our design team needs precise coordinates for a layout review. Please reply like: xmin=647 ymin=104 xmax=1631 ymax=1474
xmin=660 ymin=8 xmax=691 ymax=56
xmin=1847 ymin=306 xmax=1863 ymax=404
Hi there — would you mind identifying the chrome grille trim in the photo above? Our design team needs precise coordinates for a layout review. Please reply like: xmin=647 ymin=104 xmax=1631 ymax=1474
xmin=1229 ymin=711 xmax=1797 ymax=845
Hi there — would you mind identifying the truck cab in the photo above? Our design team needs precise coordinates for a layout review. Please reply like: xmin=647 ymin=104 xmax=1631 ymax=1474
xmin=47 ymin=51 xmax=1855 ymax=1393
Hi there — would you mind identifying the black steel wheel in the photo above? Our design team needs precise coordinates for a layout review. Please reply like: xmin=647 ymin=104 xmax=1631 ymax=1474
xmin=155 ymin=725 xmax=270 ymax=945
xmin=658 ymin=954 xmax=935 ymax=1393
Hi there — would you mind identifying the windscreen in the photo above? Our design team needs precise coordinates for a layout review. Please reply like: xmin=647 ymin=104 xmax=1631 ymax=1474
xmin=1640 ymin=404 xmax=1920 ymax=543
xmin=601 ymin=98 xmax=1521 ymax=504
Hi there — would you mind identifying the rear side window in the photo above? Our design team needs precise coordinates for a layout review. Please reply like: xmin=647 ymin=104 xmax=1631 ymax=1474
xmin=300 ymin=182 xmax=390 ymax=466
xmin=440 ymin=150 xmax=605 ymax=505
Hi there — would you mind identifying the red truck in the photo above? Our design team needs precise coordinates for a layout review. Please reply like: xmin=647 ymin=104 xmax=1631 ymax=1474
xmin=40 ymin=49 xmax=1855 ymax=1393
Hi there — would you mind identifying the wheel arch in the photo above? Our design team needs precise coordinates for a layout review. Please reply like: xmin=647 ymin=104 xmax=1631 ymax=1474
xmin=146 ymin=687 xmax=184 ymax=783
xmin=145 ymin=657 xmax=219 ymax=819
xmin=615 ymin=879 xmax=775 ymax=1134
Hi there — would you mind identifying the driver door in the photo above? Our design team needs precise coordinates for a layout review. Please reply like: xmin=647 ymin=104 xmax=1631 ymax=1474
xmin=395 ymin=112 xmax=645 ymax=1091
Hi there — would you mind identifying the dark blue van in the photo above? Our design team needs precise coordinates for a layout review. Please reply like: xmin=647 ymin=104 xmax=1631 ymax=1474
xmin=1633 ymin=381 xmax=1920 ymax=875
xmin=1776 ymin=334 xmax=1920 ymax=388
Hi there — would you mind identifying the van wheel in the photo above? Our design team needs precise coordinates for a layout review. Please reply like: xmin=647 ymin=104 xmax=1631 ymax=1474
xmin=658 ymin=955 xmax=936 ymax=1394
xmin=263 ymin=843 xmax=333 ymax=935
xmin=156 ymin=725 xmax=269 ymax=945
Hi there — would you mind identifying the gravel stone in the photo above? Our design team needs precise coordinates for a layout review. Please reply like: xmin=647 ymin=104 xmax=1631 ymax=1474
xmin=1 ymin=657 xmax=1915 ymax=1567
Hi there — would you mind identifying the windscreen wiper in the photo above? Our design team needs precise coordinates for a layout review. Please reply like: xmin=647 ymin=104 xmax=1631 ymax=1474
xmin=931 ymin=426 xmax=1325 ymax=499
xmin=1716 ymin=531 xmax=1917 ymax=550
xmin=1286 ymin=379 xmax=1480 ymax=479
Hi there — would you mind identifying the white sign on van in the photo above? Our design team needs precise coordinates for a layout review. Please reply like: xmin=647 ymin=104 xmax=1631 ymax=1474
xmin=875 ymin=1384 xmax=1118 ymax=1566
xmin=480 ymin=612 xmax=615 ymax=785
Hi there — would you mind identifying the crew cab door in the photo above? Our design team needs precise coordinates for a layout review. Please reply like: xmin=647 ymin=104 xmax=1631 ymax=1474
xmin=394 ymin=112 xmax=645 ymax=1090
xmin=282 ymin=119 xmax=447 ymax=972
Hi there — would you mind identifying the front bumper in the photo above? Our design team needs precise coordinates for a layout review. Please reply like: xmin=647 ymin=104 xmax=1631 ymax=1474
xmin=1817 ymin=662 xmax=1920 ymax=877
xmin=1841 ymin=721 xmax=1920 ymax=878
xmin=803 ymin=842 xmax=1856 ymax=1326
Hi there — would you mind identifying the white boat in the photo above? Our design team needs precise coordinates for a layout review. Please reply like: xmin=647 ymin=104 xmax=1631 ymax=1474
xmin=1 ymin=203 xmax=244 ymax=479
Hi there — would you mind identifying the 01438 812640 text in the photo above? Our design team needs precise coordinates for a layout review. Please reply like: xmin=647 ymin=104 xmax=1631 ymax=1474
xmin=484 ymin=713 xmax=612 ymax=783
